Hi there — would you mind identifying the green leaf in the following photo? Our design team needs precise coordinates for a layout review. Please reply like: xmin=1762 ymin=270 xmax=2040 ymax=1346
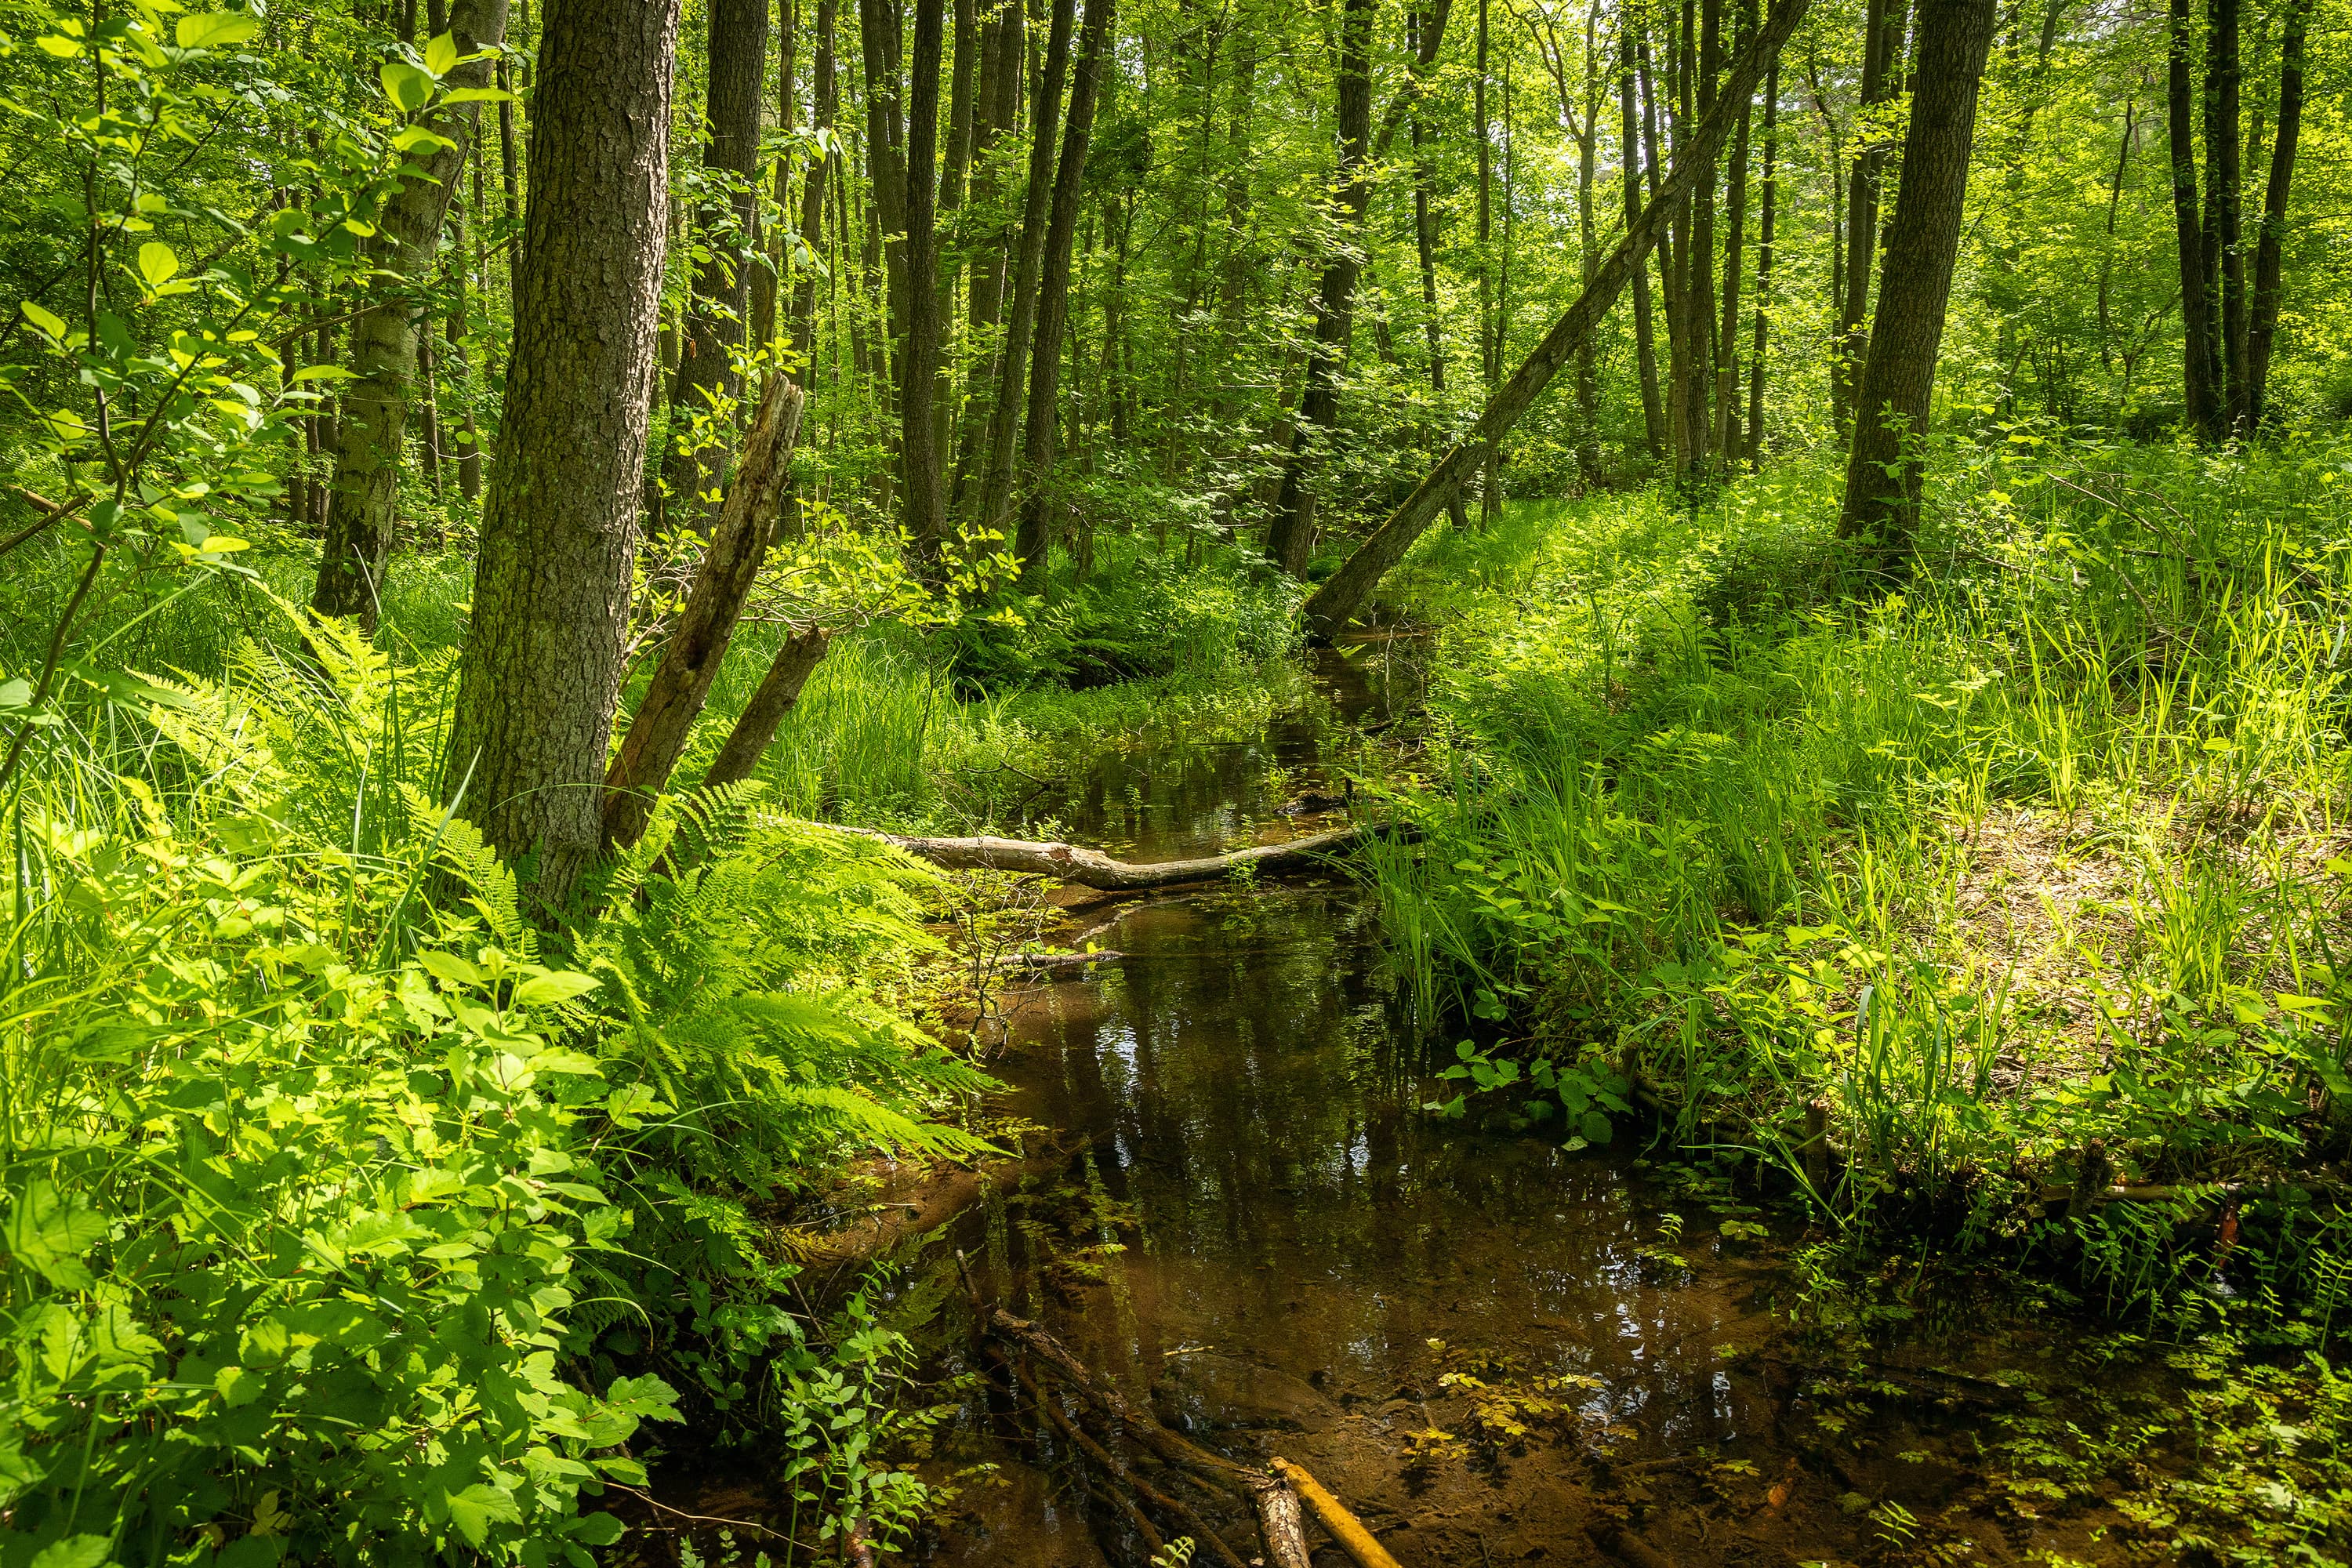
xmin=289 ymin=364 xmax=356 ymax=382
xmin=0 ymin=679 xmax=31 ymax=712
xmin=380 ymin=60 xmax=434 ymax=114
xmin=512 ymin=971 xmax=599 ymax=1007
xmin=136 ymin=241 xmax=180 ymax=289
xmin=418 ymin=949 xmax=485 ymax=989
xmin=568 ymin=1513 xmax=627 ymax=1547
xmin=444 ymin=1483 xmax=522 ymax=1548
xmin=391 ymin=125 xmax=457 ymax=154
xmin=175 ymin=12 xmax=262 ymax=48
xmin=423 ymin=31 xmax=460 ymax=74
xmin=2 ymin=1180 xmax=107 ymax=1290
xmin=1578 ymin=1111 xmax=1613 ymax=1146
xmin=20 ymin=301 xmax=67 ymax=339
xmin=28 ymin=1537 xmax=114 ymax=1568
xmin=441 ymin=86 xmax=517 ymax=103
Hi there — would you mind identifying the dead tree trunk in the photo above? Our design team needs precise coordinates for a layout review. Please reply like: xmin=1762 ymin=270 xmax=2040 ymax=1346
xmin=602 ymin=383 xmax=805 ymax=848
xmin=700 ymin=625 xmax=837 ymax=791
xmin=1297 ymin=0 xmax=1811 ymax=644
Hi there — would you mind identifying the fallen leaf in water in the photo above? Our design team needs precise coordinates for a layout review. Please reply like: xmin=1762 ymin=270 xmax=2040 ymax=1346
xmin=1766 ymin=1480 xmax=1791 ymax=1508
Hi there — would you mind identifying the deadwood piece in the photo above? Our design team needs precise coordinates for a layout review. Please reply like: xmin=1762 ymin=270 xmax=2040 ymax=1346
xmin=833 ymin=821 xmax=1401 ymax=890
xmin=1250 ymin=1475 xmax=1314 ymax=1568
xmin=983 ymin=1308 xmax=1255 ymax=1486
xmin=1269 ymin=1457 xmax=1401 ymax=1568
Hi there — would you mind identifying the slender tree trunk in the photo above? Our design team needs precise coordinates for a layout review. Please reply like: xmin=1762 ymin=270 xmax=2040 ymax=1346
xmin=1012 ymin=0 xmax=1116 ymax=589
xmin=1680 ymin=0 xmax=1721 ymax=479
xmin=310 ymin=0 xmax=510 ymax=627
xmin=445 ymin=0 xmax=684 ymax=905
xmin=1621 ymin=21 xmax=1668 ymax=459
xmin=971 ymin=0 xmax=1077 ymax=539
xmin=2096 ymin=96 xmax=2133 ymax=370
xmin=2206 ymin=0 xmax=2247 ymax=431
xmin=793 ymin=0 xmax=840 ymax=388
xmin=2245 ymin=0 xmax=2305 ymax=429
xmin=2167 ymin=0 xmax=2220 ymax=440
xmin=1407 ymin=5 xmax=1471 ymax=532
xmin=1301 ymin=0 xmax=1809 ymax=641
xmin=1744 ymin=56 xmax=1777 ymax=465
xmin=1714 ymin=7 xmax=1753 ymax=470
xmin=1475 ymin=0 xmax=1501 ymax=522
xmin=1836 ymin=0 xmax=1997 ymax=557
xmin=1572 ymin=9 xmax=1602 ymax=487
xmin=1267 ymin=0 xmax=1376 ymax=578
xmin=1832 ymin=0 xmax=1903 ymax=433
xmin=946 ymin=0 xmax=1020 ymax=515
xmin=666 ymin=0 xmax=771 ymax=526
xmin=901 ymin=0 xmax=949 ymax=557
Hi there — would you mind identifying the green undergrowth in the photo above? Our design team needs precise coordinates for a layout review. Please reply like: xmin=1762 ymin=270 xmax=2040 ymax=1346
xmin=1368 ymin=433 xmax=2352 ymax=1309
xmin=0 ymin=602 xmax=989 ymax=1565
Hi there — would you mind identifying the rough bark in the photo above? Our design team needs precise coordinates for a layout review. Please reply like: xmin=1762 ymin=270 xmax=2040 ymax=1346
xmin=666 ymin=0 xmax=771 ymax=525
xmin=944 ymin=0 xmax=1021 ymax=517
xmin=700 ymin=624 xmax=837 ymax=791
xmin=791 ymin=0 xmax=841 ymax=389
xmin=444 ymin=0 xmax=684 ymax=908
xmin=1011 ymin=0 xmax=1116 ymax=588
xmin=310 ymin=0 xmax=510 ymax=629
xmin=1835 ymin=0 xmax=1998 ymax=557
xmin=1265 ymin=0 xmax=1375 ymax=579
xmin=2245 ymin=0 xmax=2304 ymax=430
xmin=603 ymin=382 xmax=806 ymax=849
xmin=1298 ymin=0 xmax=1810 ymax=643
xmin=1714 ymin=17 xmax=1753 ymax=468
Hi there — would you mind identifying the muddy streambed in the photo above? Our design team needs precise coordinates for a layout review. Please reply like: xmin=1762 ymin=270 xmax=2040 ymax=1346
xmin=691 ymin=648 xmax=2195 ymax=1566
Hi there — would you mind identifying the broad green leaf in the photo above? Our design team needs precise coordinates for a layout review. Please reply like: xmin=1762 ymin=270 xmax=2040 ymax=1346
xmin=175 ymin=11 xmax=260 ymax=47
xmin=2 ymin=1181 xmax=107 ymax=1290
xmin=418 ymin=949 xmax=485 ymax=989
xmin=289 ymin=364 xmax=355 ymax=382
xmin=568 ymin=1512 xmax=627 ymax=1547
xmin=36 ymin=33 xmax=84 ymax=56
xmin=392 ymin=125 xmax=457 ymax=154
xmin=0 ymin=679 xmax=31 ymax=711
xmin=28 ymin=1537 xmax=114 ymax=1568
xmin=511 ymin=971 xmax=599 ymax=1007
xmin=1578 ymin=1111 xmax=1613 ymax=1146
xmin=444 ymin=1483 xmax=522 ymax=1548
xmin=442 ymin=86 xmax=517 ymax=103
xmin=380 ymin=60 xmax=434 ymax=114
xmin=423 ymin=31 xmax=459 ymax=74
xmin=20 ymin=301 xmax=67 ymax=339
xmin=136 ymin=241 xmax=180 ymax=289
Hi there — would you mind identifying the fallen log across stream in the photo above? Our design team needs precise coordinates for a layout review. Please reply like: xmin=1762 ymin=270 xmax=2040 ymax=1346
xmin=964 ymin=1272 xmax=1406 ymax=1568
xmin=826 ymin=820 xmax=1410 ymax=890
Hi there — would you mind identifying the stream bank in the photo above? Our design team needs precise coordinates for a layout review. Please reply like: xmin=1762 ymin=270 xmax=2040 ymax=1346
xmin=660 ymin=645 xmax=2249 ymax=1566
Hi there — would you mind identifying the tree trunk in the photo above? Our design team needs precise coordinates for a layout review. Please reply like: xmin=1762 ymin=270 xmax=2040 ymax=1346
xmin=1713 ymin=9 xmax=1753 ymax=470
xmin=945 ymin=0 xmax=1022 ymax=517
xmin=666 ymin=0 xmax=771 ymax=526
xmin=792 ymin=0 xmax=840 ymax=390
xmin=2205 ymin=0 xmax=2247 ymax=431
xmin=2245 ymin=0 xmax=2305 ymax=429
xmin=1407 ymin=5 xmax=1469 ymax=531
xmin=1620 ymin=21 xmax=1668 ymax=459
xmin=1744 ymin=56 xmax=1778 ymax=465
xmin=310 ymin=0 xmax=510 ymax=629
xmin=1831 ymin=0 xmax=1903 ymax=433
xmin=901 ymin=0 xmax=949 ymax=558
xmin=701 ymin=625 xmax=837 ymax=791
xmin=1835 ymin=0 xmax=1997 ymax=558
xmin=444 ymin=0 xmax=684 ymax=907
xmin=1265 ymin=0 xmax=1376 ymax=579
xmin=604 ymin=382 xmax=806 ymax=849
xmin=2166 ymin=0 xmax=2220 ymax=440
xmin=1298 ymin=0 xmax=1810 ymax=642
xmin=1475 ymin=0 xmax=1501 ymax=523
xmin=970 ymin=0 xmax=1077 ymax=540
xmin=1011 ymin=0 xmax=1116 ymax=590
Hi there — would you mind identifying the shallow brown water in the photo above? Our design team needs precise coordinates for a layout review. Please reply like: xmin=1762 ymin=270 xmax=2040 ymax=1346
xmin=722 ymin=648 xmax=2186 ymax=1567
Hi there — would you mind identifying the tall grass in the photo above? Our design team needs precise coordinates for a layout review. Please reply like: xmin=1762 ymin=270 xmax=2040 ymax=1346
xmin=1370 ymin=432 xmax=2352 ymax=1307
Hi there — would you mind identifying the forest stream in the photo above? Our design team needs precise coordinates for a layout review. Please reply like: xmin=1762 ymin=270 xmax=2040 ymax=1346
xmin=851 ymin=645 xmax=2181 ymax=1568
